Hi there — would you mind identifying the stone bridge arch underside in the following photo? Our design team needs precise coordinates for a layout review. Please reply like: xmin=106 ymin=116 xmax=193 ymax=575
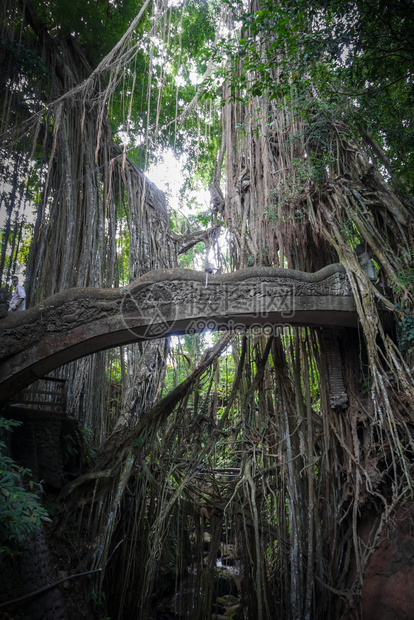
xmin=0 ymin=264 xmax=358 ymax=401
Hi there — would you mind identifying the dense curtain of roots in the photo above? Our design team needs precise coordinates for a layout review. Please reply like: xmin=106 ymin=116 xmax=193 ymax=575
xmin=1 ymin=1 xmax=414 ymax=619
xmin=204 ymin=4 xmax=414 ymax=618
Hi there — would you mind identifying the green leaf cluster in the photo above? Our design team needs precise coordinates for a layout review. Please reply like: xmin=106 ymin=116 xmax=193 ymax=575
xmin=209 ymin=0 xmax=414 ymax=191
xmin=0 ymin=39 xmax=49 ymax=81
xmin=0 ymin=418 xmax=50 ymax=555
xmin=395 ymin=303 xmax=414 ymax=354
xmin=31 ymin=0 xmax=145 ymax=66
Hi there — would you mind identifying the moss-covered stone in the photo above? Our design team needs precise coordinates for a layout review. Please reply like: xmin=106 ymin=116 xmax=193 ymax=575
xmin=224 ymin=604 xmax=242 ymax=619
xmin=212 ymin=602 xmax=226 ymax=615
xmin=213 ymin=568 xmax=238 ymax=597
xmin=216 ymin=595 xmax=239 ymax=607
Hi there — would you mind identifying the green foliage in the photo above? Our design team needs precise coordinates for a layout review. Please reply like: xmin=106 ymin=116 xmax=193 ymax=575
xmin=394 ymin=263 xmax=414 ymax=354
xmin=108 ymin=0 xmax=217 ymax=165
xmin=208 ymin=0 xmax=414 ymax=191
xmin=78 ymin=427 xmax=98 ymax=463
xmin=162 ymin=334 xmax=236 ymax=424
xmin=267 ymin=146 xmax=334 ymax=219
xmin=0 ymin=39 xmax=49 ymax=81
xmin=132 ymin=437 xmax=145 ymax=448
xmin=0 ymin=418 xmax=50 ymax=555
xmin=32 ymin=0 xmax=145 ymax=66
xmin=395 ymin=304 xmax=414 ymax=355
xmin=393 ymin=265 xmax=414 ymax=296
xmin=62 ymin=431 xmax=80 ymax=459
xmin=178 ymin=240 xmax=206 ymax=269
xmin=91 ymin=590 xmax=111 ymax=618
xmin=116 ymin=225 xmax=132 ymax=285
xmin=181 ymin=0 xmax=215 ymax=62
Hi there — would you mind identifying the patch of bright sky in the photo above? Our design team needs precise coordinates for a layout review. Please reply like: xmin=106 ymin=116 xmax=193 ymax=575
xmin=174 ymin=61 xmax=203 ymax=88
xmin=146 ymin=148 xmax=229 ymax=274
xmin=170 ymin=332 xmax=232 ymax=354
xmin=0 ymin=162 xmax=39 ymax=280
xmin=146 ymin=148 xmax=210 ymax=217
xmin=167 ymin=0 xmax=186 ymax=7
xmin=175 ymin=75 xmax=186 ymax=88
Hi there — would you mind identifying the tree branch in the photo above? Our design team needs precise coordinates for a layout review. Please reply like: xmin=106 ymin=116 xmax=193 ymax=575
xmin=172 ymin=225 xmax=221 ymax=255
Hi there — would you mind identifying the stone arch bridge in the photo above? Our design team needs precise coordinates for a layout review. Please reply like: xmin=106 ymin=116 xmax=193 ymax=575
xmin=0 ymin=264 xmax=357 ymax=402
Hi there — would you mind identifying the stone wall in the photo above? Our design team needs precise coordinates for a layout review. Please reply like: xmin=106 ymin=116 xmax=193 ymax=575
xmin=0 ymin=409 xmax=81 ymax=618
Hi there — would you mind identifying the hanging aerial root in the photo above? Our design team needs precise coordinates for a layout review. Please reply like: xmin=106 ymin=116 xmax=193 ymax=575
xmin=59 ymin=331 xmax=234 ymax=500
xmin=316 ymin=192 xmax=414 ymax=501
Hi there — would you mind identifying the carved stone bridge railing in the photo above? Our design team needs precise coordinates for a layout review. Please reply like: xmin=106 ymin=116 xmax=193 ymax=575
xmin=0 ymin=264 xmax=357 ymax=400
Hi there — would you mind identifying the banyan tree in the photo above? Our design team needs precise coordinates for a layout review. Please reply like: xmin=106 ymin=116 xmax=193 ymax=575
xmin=1 ymin=0 xmax=414 ymax=618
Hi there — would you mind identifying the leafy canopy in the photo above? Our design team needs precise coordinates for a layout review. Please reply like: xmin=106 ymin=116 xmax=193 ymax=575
xmin=207 ymin=0 xmax=414 ymax=191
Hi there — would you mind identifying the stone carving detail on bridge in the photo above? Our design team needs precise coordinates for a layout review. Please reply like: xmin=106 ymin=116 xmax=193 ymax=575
xmin=121 ymin=269 xmax=352 ymax=338
xmin=0 ymin=264 xmax=357 ymax=400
